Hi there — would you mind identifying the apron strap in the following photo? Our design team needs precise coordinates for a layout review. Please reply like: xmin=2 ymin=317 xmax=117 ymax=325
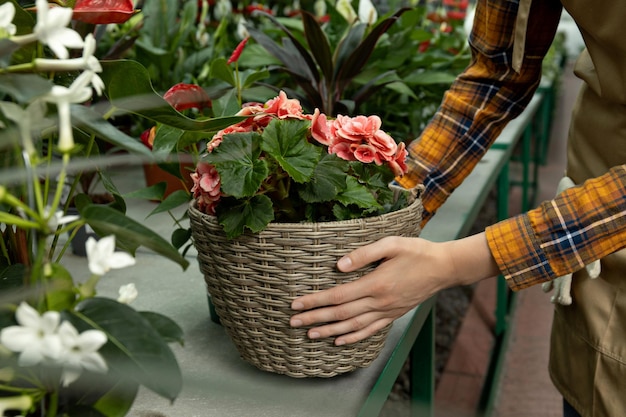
xmin=512 ymin=0 xmax=532 ymax=73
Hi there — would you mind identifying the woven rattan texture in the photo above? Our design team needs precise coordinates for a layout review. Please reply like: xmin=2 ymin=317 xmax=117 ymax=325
xmin=189 ymin=198 xmax=423 ymax=378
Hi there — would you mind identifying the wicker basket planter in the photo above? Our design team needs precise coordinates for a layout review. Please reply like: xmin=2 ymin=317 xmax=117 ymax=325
xmin=188 ymin=196 xmax=423 ymax=378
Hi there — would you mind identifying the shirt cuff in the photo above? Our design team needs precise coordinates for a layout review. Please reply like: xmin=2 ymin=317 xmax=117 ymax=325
xmin=485 ymin=213 xmax=556 ymax=291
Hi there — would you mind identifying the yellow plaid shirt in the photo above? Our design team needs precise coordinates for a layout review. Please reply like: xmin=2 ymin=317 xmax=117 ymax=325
xmin=396 ymin=0 xmax=626 ymax=290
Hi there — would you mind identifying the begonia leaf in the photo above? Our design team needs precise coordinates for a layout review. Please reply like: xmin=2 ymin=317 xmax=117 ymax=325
xmin=216 ymin=195 xmax=274 ymax=238
xmin=203 ymin=132 xmax=269 ymax=198
xmin=260 ymin=119 xmax=321 ymax=184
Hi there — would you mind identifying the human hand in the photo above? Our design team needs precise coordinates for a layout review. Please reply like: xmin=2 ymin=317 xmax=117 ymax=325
xmin=289 ymin=233 xmax=500 ymax=345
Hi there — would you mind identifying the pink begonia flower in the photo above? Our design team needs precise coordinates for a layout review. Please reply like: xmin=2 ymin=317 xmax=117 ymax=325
xmin=328 ymin=141 xmax=356 ymax=162
xmin=191 ymin=162 xmax=222 ymax=214
xmin=208 ymin=124 xmax=253 ymax=152
xmin=370 ymin=129 xmax=398 ymax=161
xmin=310 ymin=108 xmax=333 ymax=146
xmin=353 ymin=144 xmax=380 ymax=164
xmin=264 ymin=91 xmax=307 ymax=120
xmin=388 ymin=141 xmax=409 ymax=176
xmin=332 ymin=114 xmax=382 ymax=142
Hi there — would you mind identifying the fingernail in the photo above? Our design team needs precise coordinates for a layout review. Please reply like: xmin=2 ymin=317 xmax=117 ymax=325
xmin=292 ymin=301 xmax=304 ymax=310
xmin=337 ymin=256 xmax=352 ymax=270
xmin=291 ymin=319 xmax=302 ymax=327
xmin=335 ymin=339 xmax=345 ymax=346
xmin=309 ymin=331 xmax=320 ymax=339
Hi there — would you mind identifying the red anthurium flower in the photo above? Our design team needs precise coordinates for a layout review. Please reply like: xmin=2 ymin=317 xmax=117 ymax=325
xmin=163 ymin=83 xmax=212 ymax=112
xmin=227 ymin=37 xmax=249 ymax=65
xmin=446 ymin=10 xmax=466 ymax=20
xmin=140 ymin=126 xmax=156 ymax=149
xmin=72 ymin=0 xmax=137 ymax=24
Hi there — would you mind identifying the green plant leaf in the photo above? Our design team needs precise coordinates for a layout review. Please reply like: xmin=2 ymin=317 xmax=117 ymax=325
xmin=140 ymin=311 xmax=185 ymax=345
xmin=152 ymin=124 xmax=184 ymax=158
xmin=217 ymin=195 xmax=274 ymax=238
xmin=301 ymin=10 xmax=334 ymax=83
xmin=298 ymin=153 xmax=347 ymax=202
xmin=123 ymin=182 xmax=167 ymax=200
xmin=336 ymin=9 xmax=409 ymax=92
xmin=70 ymin=105 xmax=153 ymax=159
xmin=0 ymin=73 xmax=52 ymax=104
xmin=203 ymin=132 xmax=269 ymax=198
xmin=336 ymin=176 xmax=381 ymax=209
xmin=210 ymin=58 xmax=236 ymax=87
xmin=68 ymin=298 xmax=183 ymax=402
xmin=404 ymin=70 xmax=458 ymax=85
xmin=241 ymin=68 xmax=271 ymax=89
xmin=171 ymin=228 xmax=192 ymax=249
xmin=100 ymin=60 xmax=246 ymax=132
xmin=93 ymin=380 xmax=139 ymax=417
xmin=146 ymin=190 xmax=190 ymax=217
xmin=45 ymin=264 xmax=76 ymax=311
xmin=81 ymin=204 xmax=189 ymax=270
xmin=260 ymin=119 xmax=321 ymax=183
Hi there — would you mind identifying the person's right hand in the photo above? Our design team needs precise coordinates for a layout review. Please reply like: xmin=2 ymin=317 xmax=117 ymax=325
xmin=290 ymin=233 xmax=500 ymax=346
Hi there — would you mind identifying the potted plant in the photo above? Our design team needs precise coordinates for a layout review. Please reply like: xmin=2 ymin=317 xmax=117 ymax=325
xmin=187 ymin=90 xmax=424 ymax=378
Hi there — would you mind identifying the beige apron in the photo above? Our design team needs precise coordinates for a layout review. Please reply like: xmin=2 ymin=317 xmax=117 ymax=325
xmin=546 ymin=1 xmax=626 ymax=415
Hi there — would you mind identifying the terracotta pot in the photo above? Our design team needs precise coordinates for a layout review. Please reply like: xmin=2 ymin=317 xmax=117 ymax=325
xmin=143 ymin=162 xmax=195 ymax=199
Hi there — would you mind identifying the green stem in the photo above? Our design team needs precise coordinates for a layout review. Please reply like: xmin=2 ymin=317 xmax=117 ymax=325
xmin=79 ymin=274 xmax=101 ymax=300
xmin=0 ymin=62 xmax=36 ymax=74
xmin=45 ymin=391 xmax=59 ymax=417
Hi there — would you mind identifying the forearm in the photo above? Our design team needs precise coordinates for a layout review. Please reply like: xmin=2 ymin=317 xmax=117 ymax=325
xmin=441 ymin=232 xmax=501 ymax=287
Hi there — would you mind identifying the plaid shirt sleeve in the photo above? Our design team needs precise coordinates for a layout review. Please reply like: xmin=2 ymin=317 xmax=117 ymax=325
xmin=396 ymin=0 xmax=563 ymax=223
xmin=487 ymin=166 xmax=626 ymax=291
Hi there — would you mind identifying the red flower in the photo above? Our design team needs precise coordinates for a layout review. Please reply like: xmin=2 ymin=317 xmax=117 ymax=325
xmin=72 ymin=0 xmax=137 ymax=24
xmin=163 ymin=83 xmax=212 ymax=112
xmin=446 ymin=10 xmax=466 ymax=20
xmin=140 ymin=126 xmax=156 ymax=149
xmin=227 ymin=37 xmax=249 ymax=65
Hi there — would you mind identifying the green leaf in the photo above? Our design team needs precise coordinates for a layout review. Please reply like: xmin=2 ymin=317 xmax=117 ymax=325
xmin=146 ymin=190 xmax=190 ymax=217
xmin=260 ymin=119 xmax=321 ymax=183
xmin=210 ymin=58 xmax=236 ymax=86
xmin=123 ymin=182 xmax=167 ymax=200
xmin=301 ymin=11 xmax=334 ymax=83
xmin=203 ymin=132 xmax=269 ymax=198
xmin=70 ymin=105 xmax=153 ymax=159
xmin=0 ymin=74 xmax=52 ymax=104
xmin=0 ymin=264 xmax=25 ymax=290
xmin=93 ymin=380 xmax=139 ymax=417
xmin=45 ymin=264 xmax=76 ymax=311
xmin=171 ymin=228 xmax=192 ymax=249
xmin=336 ymin=176 xmax=381 ymax=209
xmin=217 ymin=195 xmax=274 ymax=238
xmin=152 ymin=124 xmax=184 ymax=158
xmin=81 ymin=204 xmax=189 ymax=270
xmin=298 ymin=153 xmax=347 ymax=202
xmin=68 ymin=298 xmax=183 ymax=401
xmin=100 ymin=60 xmax=247 ymax=132
xmin=140 ymin=311 xmax=185 ymax=345
xmin=241 ymin=68 xmax=271 ymax=89
xmin=404 ymin=70 xmax=458 ymax=85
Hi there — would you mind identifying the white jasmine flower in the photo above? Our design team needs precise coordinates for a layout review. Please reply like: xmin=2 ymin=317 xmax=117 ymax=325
xmin=58 ymin=321 xmax=108 ymax=386
xmin=213 ymin=0 xmax=232 ymax=20
xmin=0 ymin=3 xmax=17 ymax=37
xmin=314 ymin=0 xmax=327 ymax=18
xmin=0 ymin=395 xmax=32 ymax=416
xmin=35 ymin=34 xmax=102 ymax=75
xmin=33 ymin=0 xmax=84 ymax=59
xmin=46 ymin=208 xmax=80 ymax=230
xmin=43 ymin=70 xmax=98 ymax=152
xmin=358 ymin=0 xmax=377 ymax=25
xmin=117 ymin=283 xmax=138 ymax=304
xmin=0 ymin=302 xmax=63 ymax=366
xmin=336 ymin=0 xmax=357 ymax=24
xmin=86 ymin=235 xmax=136 ymax=276
xmin=236 ymin=16 xmax=249 ymax=40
